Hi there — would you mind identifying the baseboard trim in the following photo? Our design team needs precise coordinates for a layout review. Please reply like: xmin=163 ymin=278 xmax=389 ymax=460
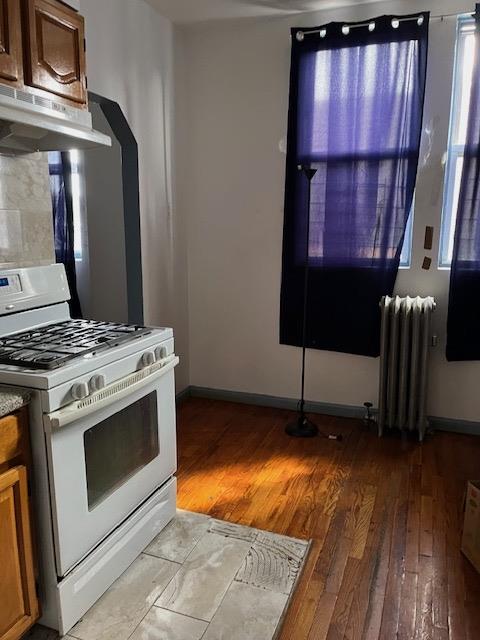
xmin=175 ymin=387 xmax=192 ymax=405
xmin=429 ymin=416 xmax=480 ymax=436
xmin=187 ymin=386 xmax=365 ymax=419
xmin=177 ymin=385 xmax=480 ymax=436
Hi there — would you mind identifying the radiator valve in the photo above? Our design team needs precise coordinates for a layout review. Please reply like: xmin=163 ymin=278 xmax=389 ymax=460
xmin=363 ymin=402 xmax=374 ymax=425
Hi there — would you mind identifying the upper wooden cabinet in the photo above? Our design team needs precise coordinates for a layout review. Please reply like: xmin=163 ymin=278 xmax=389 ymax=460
xmin=0 ymin=0 xmax=24 ymax=87
xmin=22 ymin=0 xmax=87 ymax=108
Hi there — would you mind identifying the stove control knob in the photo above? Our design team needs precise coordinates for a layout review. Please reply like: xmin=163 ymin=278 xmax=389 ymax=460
xmin=142 ymin=351 xmax=155 ymax=368
xmin=89 ymin=374 xmax=106 ymax=393
xmin=155 ymin=346 xmax=168 ymax=361
xmin=71 ymin=382 xmax=89 ymax=401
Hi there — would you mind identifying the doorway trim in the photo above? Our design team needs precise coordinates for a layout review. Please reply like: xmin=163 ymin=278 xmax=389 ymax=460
xmin=88 ymin=92 xmax=144 ymax=325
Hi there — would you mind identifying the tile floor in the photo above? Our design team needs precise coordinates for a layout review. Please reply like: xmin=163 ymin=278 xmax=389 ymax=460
xmin=27 ymin=510 xmax=310 ymax=640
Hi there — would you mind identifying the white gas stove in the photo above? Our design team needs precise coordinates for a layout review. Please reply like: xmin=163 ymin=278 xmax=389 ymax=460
xmin=0 ymin=264 xmax=178 ymax=635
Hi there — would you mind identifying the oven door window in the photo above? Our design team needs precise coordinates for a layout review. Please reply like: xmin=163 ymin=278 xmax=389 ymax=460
xmin=84 ymin=391 xmax=159 ymax=510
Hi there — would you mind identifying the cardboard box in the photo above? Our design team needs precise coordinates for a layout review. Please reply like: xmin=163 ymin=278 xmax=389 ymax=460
xmin=462 ymin=480 xmax=480 ymax=574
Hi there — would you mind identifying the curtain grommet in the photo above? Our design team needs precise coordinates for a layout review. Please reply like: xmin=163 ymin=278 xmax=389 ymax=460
xmin=296 ymin=30 xmax=304 ymax=41
xmin=392 ymin=18 xmax=400 ymax=28
xmin=368 ymin=22 xmax=375 ymax=32
xmin=417 ymin=15 xmax=424 ymax=26
xmin=320 ymin=28 xmax=327 ymax=38
xmin=342 ymin=25 xmax=350 ymax=35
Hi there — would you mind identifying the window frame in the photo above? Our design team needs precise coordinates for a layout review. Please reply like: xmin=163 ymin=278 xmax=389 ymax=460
xmin=439 ymin=15 xmax=476 ymax=268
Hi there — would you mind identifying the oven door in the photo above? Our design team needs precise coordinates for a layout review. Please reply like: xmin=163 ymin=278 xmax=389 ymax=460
xmin=43 ymin=356 xmax=178 ymax=577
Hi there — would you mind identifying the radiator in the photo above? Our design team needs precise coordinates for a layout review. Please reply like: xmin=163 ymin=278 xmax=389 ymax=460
xmin=378 ymin=295 xmax=436 ymax=441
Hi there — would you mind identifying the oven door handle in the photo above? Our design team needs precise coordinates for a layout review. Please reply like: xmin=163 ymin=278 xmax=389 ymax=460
xmin=45 ymin=355 xmax=179 ymax=430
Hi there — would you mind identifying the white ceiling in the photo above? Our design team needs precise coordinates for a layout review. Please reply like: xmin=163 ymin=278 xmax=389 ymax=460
xmin=145 ymin=0 xmax=391 ymax=25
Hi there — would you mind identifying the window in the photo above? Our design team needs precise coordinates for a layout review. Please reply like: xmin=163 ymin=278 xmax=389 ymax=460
xmin=280 ymin=16 xmax=428 ymax=357
xmin=439 ymin=16 xmax=476 ymax=267
xmin=70 ymin=150 xmax=85 ymax=261
xmin=48 ymin=150 xmax=85 ymax=261
xmin=400 ymin=201 xmax=414 ymax=268
xmin=301 ymin=39 xmax=420 ymax=267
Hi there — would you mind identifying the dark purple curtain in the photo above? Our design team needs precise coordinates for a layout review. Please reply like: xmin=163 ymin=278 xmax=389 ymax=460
xmin=447 ymin=5 xmax=480 ymax=361
xmin=48 ymin=151 xmax=82 ymax=319
xmin=280 ymin=13 xmax=429 ymax=357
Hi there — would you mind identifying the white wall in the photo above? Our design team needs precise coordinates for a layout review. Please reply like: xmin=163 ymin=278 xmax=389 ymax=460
xmin=179 ymin=0 xmax=480 ymax=423
xmin=80 ymin=0 xmax=190 ymax=390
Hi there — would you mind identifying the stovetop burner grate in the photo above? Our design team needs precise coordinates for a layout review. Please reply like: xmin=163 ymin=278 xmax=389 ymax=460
xmin=0 ymin=319 xmax=152 ymax=370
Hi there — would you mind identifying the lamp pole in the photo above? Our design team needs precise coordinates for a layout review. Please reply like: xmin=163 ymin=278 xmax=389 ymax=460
xmin=285 ymin=165 xmax=342 ymax=441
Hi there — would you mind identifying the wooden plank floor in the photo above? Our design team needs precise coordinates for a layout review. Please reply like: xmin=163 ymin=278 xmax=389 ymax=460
xmin=176 ymin=397 xmax=480 ymax=640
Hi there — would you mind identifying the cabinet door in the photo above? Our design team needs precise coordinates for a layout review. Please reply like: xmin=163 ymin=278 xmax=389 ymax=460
xmin=23 ymin=0 xmax=87 ymax=107
xmin=0 ymin=466 xmax=39 ymax=640
xmin=0 ymin=0 xmax=23 ymax=87
xmin=0 ymin=413 xmax=24 ymax=468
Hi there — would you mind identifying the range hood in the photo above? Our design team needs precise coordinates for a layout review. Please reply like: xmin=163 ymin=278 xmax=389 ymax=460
xmin=0 ymin=85 xmax=111 ymax=154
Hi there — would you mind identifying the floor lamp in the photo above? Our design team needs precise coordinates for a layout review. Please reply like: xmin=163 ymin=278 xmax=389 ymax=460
xmin=285 ymin=165 xmax=342 ymax=441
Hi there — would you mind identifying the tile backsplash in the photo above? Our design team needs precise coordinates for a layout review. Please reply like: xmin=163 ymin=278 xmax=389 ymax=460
xmin=0 ymin=153 xmax=54 ymax=268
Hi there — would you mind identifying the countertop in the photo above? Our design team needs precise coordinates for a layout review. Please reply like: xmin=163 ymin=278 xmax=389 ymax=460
xmin=0 ymin=387 xmax=30 ymax=419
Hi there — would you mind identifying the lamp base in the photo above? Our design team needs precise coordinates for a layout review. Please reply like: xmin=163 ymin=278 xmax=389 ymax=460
xmin=285 ymin=415 xmax=319 ymax=438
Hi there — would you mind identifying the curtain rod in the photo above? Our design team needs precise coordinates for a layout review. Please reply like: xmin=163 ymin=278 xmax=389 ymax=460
xmin=431 ymin=11 xmax=476 ymax=20
xmin=295 ymin=11 xmax=473 ymax=41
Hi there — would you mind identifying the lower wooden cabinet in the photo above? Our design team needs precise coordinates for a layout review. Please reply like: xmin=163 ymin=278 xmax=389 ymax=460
xmin=0 ymin=408 xmax=39 ymax=640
